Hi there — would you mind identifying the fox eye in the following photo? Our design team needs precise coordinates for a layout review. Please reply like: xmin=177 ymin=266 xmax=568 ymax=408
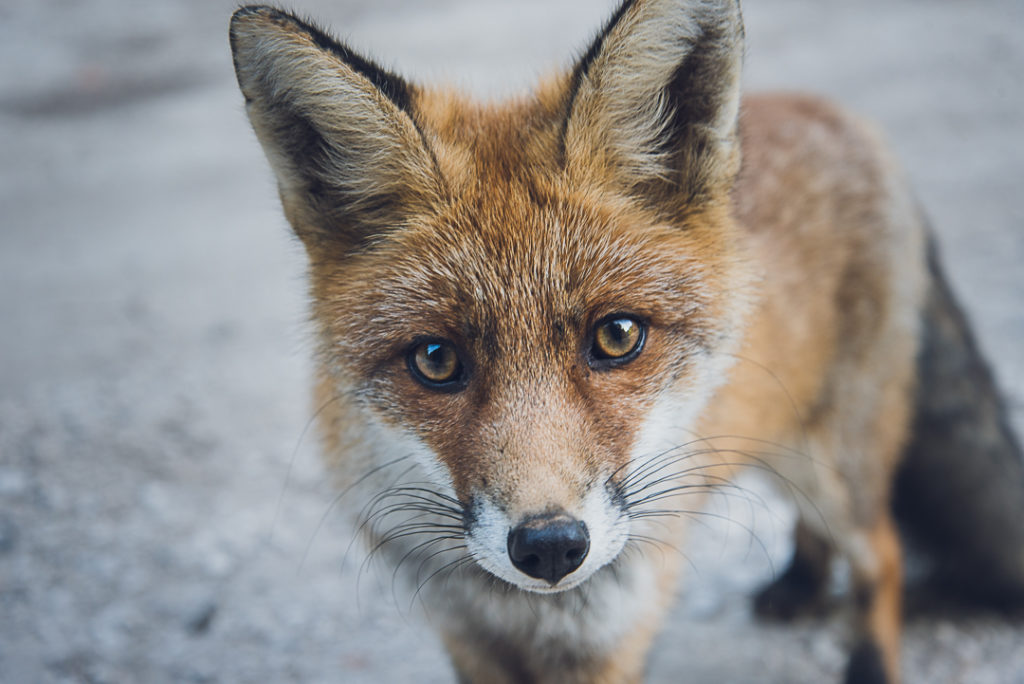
xmin=591 ymin=316 xmax=645 ymax=365
xmin=408 ymin=339 xmax=465 ymax=390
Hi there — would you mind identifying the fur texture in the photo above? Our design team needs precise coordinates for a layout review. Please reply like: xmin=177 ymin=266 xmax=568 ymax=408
xmin=230 ymin=2 xmax=1024 ymax=683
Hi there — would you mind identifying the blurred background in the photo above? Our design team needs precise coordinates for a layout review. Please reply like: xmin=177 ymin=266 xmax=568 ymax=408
xmin=1 ymin=1 xmax=1021 ymax=682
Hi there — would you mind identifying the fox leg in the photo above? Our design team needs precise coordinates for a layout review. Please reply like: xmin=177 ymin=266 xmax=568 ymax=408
xmin=755 ymin=518 xmax=833 ymax=620
xmin=843 ymin=514 xmax=903 ymax=684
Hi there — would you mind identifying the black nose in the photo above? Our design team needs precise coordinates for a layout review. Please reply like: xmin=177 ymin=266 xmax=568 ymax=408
xmin=507 ymin=514 xmax=590 ymax=585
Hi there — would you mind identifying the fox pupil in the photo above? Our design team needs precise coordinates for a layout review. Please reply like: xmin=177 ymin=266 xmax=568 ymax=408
xmin=411 ymin=341 xmax=461 ymax=386
xmin=594 ymin=317 xmax=643 ymax=360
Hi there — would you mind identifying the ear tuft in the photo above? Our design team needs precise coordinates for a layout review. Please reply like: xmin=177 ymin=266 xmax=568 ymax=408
xmin=231 ymin=6 xmax=414 ymax=113
xmin=562 ymin=0 xmax=744 ymax=207
xmin=229 ymin=6 xmax=443 ymax=247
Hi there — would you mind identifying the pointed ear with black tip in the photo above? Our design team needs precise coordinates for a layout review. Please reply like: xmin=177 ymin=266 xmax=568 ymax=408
xmin=562 ymin=0 xmax=744 ymax=209
xmin=229 ymin=6 xmax=445 ymax=249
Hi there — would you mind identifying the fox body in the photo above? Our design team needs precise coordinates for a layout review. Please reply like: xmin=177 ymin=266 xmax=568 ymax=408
xmin=230 ymin=2 xmax=1024 ymax=683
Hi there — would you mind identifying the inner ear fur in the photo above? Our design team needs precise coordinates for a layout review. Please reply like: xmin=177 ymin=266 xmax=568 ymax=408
xmin=229 ymin=6 xmax=445 ymax=248
xmin=562 ymin=0 xmax=744 ymax=209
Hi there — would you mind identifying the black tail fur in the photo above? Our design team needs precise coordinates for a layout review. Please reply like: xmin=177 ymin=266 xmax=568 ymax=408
xmin=894 ymin=234 xmax=1024 ymax=609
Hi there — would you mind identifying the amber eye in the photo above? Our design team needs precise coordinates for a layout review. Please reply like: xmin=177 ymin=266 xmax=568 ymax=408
xmin=408 ymin=340 xmax=464 ymax=389
xmin=592 ymin=316 xmax=645 ymax=363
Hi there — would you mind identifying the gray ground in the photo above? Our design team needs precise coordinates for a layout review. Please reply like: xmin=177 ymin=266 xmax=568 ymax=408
xmin=1 ymin=0 xmax=1022 ymax=682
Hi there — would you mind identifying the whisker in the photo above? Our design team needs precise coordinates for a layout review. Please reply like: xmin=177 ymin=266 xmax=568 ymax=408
xmin=629 ymin=507 xmax=775 ymax=576
xmin=270 ymin=391 xmax=346 ymax=547
xmin=411 ymin=554 xmax=475 ymax=611
xmin=298 ymin=455 xmax=413 ymax=574
xmin=619 ymin=452 xmax=737 ymax=501
xmin=340 ymin=464 xmax=421 ymax=569
xmin=612 ymin=437 xmax=712 ymax=490
xmin=385 ymin=533 xmax=466 ymax=609
xmin=363 ymin=501 xmax=463 ymax=525
xmin=393 ymin=534 xmax=466 ymax=577
xmin=365 ymin=488 xmax=464 ymax=518
xmin=719 ymin=351 xmax=812 ymax=457
xmin=625 ymin=535 xmax=698 ymax=574
xmin=625 ymin=482 xmax=767 ymax=516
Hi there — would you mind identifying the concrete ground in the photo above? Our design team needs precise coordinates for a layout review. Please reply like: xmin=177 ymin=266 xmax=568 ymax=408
xmin=1 ymin=0 xmax=1022 ymax=682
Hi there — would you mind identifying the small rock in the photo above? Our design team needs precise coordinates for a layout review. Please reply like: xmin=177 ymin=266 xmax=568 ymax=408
xmin=186 ymin=601 xmax=218 ymax=635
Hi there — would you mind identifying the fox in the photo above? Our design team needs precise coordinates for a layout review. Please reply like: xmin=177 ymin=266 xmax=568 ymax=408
xmin=228 ymin=1 xmax=1024 ymax=683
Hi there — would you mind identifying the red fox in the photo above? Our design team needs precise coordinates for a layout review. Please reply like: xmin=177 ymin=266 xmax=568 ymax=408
xmin=229 ymin=1 xmax=1024 ymax=682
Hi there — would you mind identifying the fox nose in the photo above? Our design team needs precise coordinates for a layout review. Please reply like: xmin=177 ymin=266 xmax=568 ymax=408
xmin=507 ymin=514 xmax=590 ymax=585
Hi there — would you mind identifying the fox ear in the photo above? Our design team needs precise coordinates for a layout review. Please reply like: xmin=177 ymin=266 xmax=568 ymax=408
xmin=229 ymin=6 xmax=444 ymax=247
xmin=562 ymin=0 xmax=743 ymax=207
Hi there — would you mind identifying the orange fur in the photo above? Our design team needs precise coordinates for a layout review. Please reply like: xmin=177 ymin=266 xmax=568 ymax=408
xmin=230 ymin=3 xmax=1023 ymax=682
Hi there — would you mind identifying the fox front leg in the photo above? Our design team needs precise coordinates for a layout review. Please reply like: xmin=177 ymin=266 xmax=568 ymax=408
xmin=843 ymin=514 xmax=903 ymax=684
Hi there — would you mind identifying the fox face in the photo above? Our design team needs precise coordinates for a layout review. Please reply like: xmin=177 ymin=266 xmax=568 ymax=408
xmin=311 ymin=186 xmax=748 ymax=591
xmin=231 ymin=0 xmax=749 ymax=592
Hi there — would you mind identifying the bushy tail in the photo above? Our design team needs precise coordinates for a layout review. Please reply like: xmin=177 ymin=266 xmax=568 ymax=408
xmin=893 ymin=234 xmax=1024 ymax=608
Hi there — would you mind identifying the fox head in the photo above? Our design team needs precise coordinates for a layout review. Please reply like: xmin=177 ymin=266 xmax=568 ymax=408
xmin=231 ymin=0 xmax=750 ymax=593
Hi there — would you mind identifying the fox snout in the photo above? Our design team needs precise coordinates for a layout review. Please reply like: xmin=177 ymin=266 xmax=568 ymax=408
xmin=507 ymin=512 xmax=590 ymax=585
xmin=464 ymin=477 xmax=630 ymax=593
